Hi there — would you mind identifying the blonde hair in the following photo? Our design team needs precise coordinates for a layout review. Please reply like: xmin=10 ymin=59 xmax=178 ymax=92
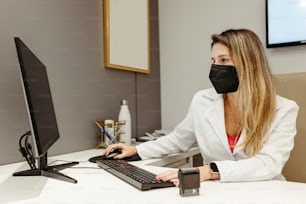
xmin=211 ymin=29 xmax=276 ymax=156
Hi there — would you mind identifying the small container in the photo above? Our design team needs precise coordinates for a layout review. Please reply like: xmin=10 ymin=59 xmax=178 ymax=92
xmin=104 ymin=119 xmax=115 ymax=145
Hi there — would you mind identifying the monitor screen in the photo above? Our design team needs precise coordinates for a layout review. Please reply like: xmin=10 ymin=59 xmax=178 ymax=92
xmin=14 ymin=37 xmax=78 ymax=183
xmin=14 ymin=37 xmax=60 ymax=156
xmin=266 ymin=0 xmax=306 ymax=48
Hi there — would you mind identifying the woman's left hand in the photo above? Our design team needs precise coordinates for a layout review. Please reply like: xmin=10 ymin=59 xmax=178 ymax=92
xmin=156 ymin=169 xmax=180 ymax=187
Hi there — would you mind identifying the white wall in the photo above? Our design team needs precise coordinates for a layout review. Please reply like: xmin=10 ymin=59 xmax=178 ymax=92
xmin=159 ymin=0 xmax=306 ymax=130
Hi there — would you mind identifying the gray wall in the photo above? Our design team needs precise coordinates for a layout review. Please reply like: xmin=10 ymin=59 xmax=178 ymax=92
xmin=159 ymin=0 xmax=306 ymax=130
xmin=0 ymin=0 xmax=160 ymax=165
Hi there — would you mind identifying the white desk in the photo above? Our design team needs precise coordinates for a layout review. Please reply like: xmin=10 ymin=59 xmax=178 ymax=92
xmin=1 ymin=149 xmax=306 ymax=204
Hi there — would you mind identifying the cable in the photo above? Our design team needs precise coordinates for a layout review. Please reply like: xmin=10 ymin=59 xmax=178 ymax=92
xmin=48 ymin=160 xmax=100 ymax=170
xmin=18 ymin=131 xmax=36 ymax=170
xmin=48 ymin=159 xmax=89 ymax=165
xmin=24 ymin=133 xmax=36 ymax=169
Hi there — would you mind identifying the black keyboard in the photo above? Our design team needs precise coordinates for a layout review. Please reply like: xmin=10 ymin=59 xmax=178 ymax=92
xmin=97 ymin=160 xmax=175 ymax=191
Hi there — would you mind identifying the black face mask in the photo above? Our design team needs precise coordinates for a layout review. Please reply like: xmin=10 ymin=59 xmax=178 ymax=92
xmin=209 ymin=64 xmax=239 ymax=93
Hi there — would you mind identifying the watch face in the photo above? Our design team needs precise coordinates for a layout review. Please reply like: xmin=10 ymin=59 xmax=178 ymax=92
xmin=210 ymin=162 xmax=219 ymax=173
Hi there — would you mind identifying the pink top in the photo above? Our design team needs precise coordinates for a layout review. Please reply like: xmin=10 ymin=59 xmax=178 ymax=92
xmin=226 ymin=133 xmax=241 ymax=153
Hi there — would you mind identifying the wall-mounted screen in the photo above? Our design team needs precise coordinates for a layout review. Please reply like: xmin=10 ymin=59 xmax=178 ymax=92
xmin=266 ymin=0 xmax=306 ymax=48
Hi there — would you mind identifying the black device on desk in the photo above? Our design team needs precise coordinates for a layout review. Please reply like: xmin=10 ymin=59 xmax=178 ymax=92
xmin=13 ymin=37 xmax=78 ymax=184
xmin=97 ymin=159 xmax=175 ymax=190
xmin=88 ymin=149 xmax=141 ymax=163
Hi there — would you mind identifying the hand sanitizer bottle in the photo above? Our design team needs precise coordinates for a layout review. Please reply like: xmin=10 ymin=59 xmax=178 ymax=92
xmin=118 ymin=99 xmax=131 ymax=145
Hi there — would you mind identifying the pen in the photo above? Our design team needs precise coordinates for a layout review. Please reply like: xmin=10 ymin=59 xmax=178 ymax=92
xmin=102 ymin=127 xmax=114 ymax=145
xmin=110 ymin=125 xmax=123 ymax=144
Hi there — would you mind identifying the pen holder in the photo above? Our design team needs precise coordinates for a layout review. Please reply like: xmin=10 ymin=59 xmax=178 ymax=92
xmin=95 ymin=120 xmax=126 ymax=148
xmin=179 ymin=167 xmax=200 ymax=197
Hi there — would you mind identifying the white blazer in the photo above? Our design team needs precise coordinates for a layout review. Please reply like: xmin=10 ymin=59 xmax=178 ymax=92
xmin=136 ymin=88 xmax=299 ymax=182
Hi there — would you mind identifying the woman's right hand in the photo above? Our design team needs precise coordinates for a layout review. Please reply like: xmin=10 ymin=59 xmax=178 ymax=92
xmin=104 ymin=143 xmax=137 ymax=160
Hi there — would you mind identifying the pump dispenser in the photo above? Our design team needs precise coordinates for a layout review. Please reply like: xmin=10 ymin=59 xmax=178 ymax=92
xmin=118 ymin=100 xmax=131 ymax=145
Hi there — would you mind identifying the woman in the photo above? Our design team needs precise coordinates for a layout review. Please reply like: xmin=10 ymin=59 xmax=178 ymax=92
xmin=104 ymin=29 xmax=299 ymax=185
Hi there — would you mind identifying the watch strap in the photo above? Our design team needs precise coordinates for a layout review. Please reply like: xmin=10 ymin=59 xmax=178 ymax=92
xmin=210 ymin=162 xmax=219 ymax=173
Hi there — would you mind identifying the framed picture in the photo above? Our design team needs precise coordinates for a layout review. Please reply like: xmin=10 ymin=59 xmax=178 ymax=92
xmin=103 ymin=0 xmax=150 ymax=74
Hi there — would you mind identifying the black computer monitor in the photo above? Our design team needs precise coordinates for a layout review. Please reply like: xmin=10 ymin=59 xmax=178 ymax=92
xmin=13 ymin=37 xmax=78 ymax=183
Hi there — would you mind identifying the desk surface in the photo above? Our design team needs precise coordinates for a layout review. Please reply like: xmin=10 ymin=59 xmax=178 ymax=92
xmin=1 ymin=149 xmax=306 ymax=204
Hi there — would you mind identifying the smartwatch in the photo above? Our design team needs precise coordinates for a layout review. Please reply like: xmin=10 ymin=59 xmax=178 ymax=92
xmin=209 ymin=162 xmax=219 ymax=173
xmin=209 ymin=162 xmax=220 ymax=180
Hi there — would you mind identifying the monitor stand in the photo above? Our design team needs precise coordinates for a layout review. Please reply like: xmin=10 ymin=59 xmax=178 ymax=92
xmin=13 ymin=153 xmax=79 ymax=184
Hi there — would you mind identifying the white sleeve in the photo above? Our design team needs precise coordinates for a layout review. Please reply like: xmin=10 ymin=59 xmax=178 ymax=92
xmin=136 ymin=97 xmax=198 ymax=160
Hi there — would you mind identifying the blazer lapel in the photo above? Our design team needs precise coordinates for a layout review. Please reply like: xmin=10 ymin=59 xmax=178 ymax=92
xmin=233 ymin=129 xmax=245 ymax=154
xmin=206 ymin=95 xmax=230 ymax=152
